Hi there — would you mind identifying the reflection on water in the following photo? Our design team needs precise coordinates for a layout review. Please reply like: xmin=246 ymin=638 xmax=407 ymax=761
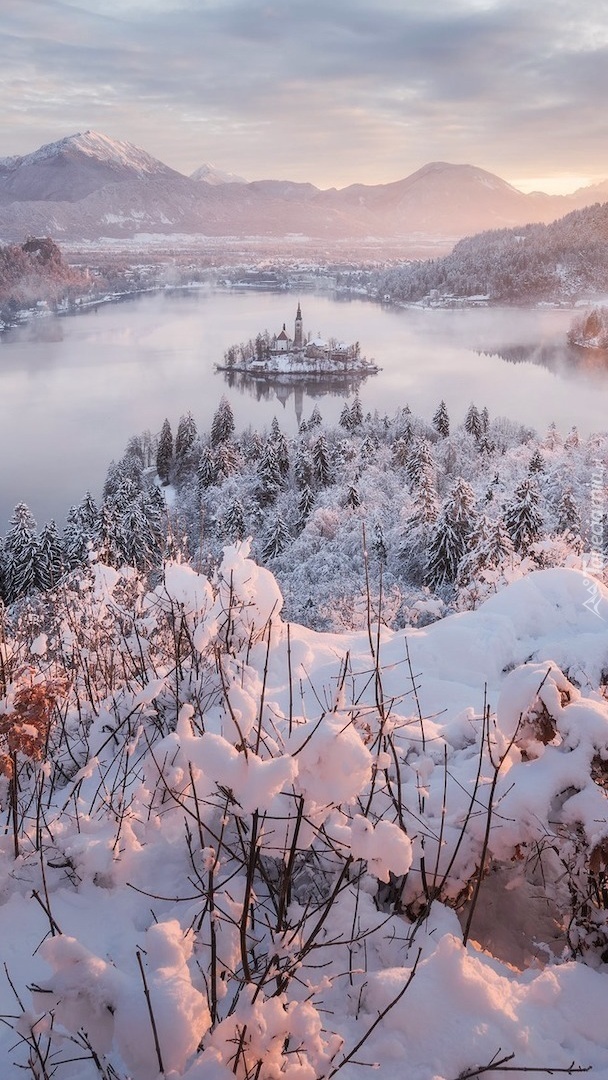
xmin=221 ymin=369 xmax=373 ymax=426
xmin=479 ymin=340 xmax=608 ymax=381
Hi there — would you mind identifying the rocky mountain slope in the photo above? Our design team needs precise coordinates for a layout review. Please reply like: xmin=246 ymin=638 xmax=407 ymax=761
xmin=0 ymin=131 xmax=605 ymax=245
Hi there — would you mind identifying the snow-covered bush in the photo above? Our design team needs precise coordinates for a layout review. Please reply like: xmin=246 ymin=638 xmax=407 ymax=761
xmin=1 ymin=545 xmax=608 ymax=1078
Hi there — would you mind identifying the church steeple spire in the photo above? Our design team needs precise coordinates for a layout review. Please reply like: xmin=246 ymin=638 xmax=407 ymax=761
xmin=294 ymin=301 xmax=303 ymax=349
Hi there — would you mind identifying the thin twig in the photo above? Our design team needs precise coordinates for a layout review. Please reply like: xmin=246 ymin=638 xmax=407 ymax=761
xmin=136 ymin=949 xmax=165 ymax=1076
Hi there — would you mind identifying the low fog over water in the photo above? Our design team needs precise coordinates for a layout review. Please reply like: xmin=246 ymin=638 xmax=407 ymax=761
xmin=1 ymin=288 xmax=606 ymax=532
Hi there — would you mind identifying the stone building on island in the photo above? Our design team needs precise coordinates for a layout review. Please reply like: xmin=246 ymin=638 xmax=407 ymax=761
xmin=269 ymin=302 xmax=360 ymax=365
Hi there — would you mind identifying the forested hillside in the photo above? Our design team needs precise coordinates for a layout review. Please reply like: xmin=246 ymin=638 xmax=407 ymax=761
xmin=0 ymin=236 xmax=90 ymax=319
xmin=374 ymin=201 xmax=608 ymax=304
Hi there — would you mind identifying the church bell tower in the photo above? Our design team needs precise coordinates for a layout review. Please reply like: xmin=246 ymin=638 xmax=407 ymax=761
xmin=294 ymin=301 xmax=303 ymax=349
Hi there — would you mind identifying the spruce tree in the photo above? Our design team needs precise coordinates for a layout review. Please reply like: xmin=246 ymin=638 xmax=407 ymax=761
xmin=98 ymin=504 xmax=123 ymax=567
xmin=211 ymin=397 xmax=235 ymax=446
xmin=564 ymin=426 xmax=580 ymax=449
xmin=294 ymin=444 xmax=313 ymax=489
xmin=298 ymin=483 xmax=316 ymax=522
xmin=424 ymin=478 xmax=477 ymax=588
xmin=156 ymin=419 xmax=173 ymax=484
xmin=198 ymin=446 xmax=218 ymax=490
xmin=391 ymin=438 xmax=409 ymax=468
xmin=373 ymin=520 xmax=387 ymax=563
xmin=308 ymin=404 xmax=323 ymax=428
xmin=257 ymin=442 xmax=282 ymax=504
xmin=175 ymin=412 xmax=197 ymax=459
xmin=216 ymin=441 xmax=240 ymax=480
xmin=36 ymin=520 xmax=64 ymax=592
xmin=313 ymin=433 xmax=332 ymax=487
xmin=425 ymin=514 xmax=464 ymax=589
xmin=464 ymin=403 xmax=482 ymax=440
xmin=270 ymin=426 xmax=290 ymax=478
xmin=406 ymin=437 xmax=434 ymax=488
xmin=432 ymin=399 xmax=450 ymax=437
xmin=3 ymin=503 xmax=37 ymax=603
xmin=359 ymin=434 xmax=379 ymax=466
xmin=262 ymin=515 xmax=291 ymax=559
xmin=223 ymin=499 xmax=246 ymax=542
xmin=503 ymin=479 xmax=543 ymax=553
xmin=528 ymin=449 xmax=545 ymax=474
xmin=350 ymin=396 xmax=363 ymax=428
xmin=556 ymin=488 xmax=581 ymax=542
xmin=339 ymin=403 xmax=352 ymax=430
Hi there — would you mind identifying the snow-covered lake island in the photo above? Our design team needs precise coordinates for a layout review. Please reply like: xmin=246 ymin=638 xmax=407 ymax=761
xmin=216 ymin=301 xmax=380 ymax=378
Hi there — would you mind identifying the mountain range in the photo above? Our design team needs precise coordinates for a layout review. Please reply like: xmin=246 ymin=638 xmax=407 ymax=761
xmin=0 ymin=130 xmax=607 ymax=247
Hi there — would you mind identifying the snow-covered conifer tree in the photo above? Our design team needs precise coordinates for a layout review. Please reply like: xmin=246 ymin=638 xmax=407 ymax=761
xmin=564 ymin=426 xmax=580 ymax=449
xmin=503 ymin=478 xmax=543 ymax=553
xmin=215 ymin=441 xmax=241 ymax=481
xmin=210 ymin=396 xmax=235 ymax=446
xmin=373 ymin=520 xmax=387 ymax=563
xmin=262 ymin=514 xmax=291 ymax=559
xmin=294 ymin=444 xmax=313 ymax=489
xmin=406 ymin=437 xmax=434 ymax=488
xmin=424 ymin=513 xmax=464 ymax=589
xmin=359 ymin=433 xmax=379 ymax=466
xmin=339 ymin=403 xmax=352 ymax=430
xmin=298 ymin=483 xmax=315 ymax=522
xmin=425 ymin=478 xmax=477 ymax=588
xmin=156 ymin=418 xmax=173 ymax=484
xmin=528 ymin=449 xmax=545 ymax=474
xmin=223 ymin=499 xmax=246 ymax=542
xmin=35 ymin=520 xmax=64 ymax=592
xmin=175 ymin=412 xmax=197 ymax=460
xmin=308 ymin=404 xmax=323 ymax=428
xmin=97 ymin=503 xmax=123 ymax=567
xmin=257 ymin=441 xmax=282 ymax=504
xmin=3 ymin=503 xmax=37 ymax=603
xmin=392 ymin=438 xmax=409 ymax=467
xmin=270 ymin=422 xmax=290 ymax=478
xmin=312 ymin=433 xmax=332 ymax=487
xmin=350 ymin=395 xmax=363 ymax=428
xmin=556 ymin=488 xmax=582 ymax=544
xmin=464 ymin=403 xmax=482 ymax=440
xmin=432 ymin=399 xmax=450 ymax=437
xmin=198 ymin=446 xmax=218 ymax=491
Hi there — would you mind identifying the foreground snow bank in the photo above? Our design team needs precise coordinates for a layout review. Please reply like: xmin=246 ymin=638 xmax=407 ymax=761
xmin=1 ymin=547 xmax=608 ymax=1078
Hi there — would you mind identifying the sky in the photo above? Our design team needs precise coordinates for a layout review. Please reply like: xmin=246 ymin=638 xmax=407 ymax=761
xmin=2 ymin=0 xmax=608 ymax=193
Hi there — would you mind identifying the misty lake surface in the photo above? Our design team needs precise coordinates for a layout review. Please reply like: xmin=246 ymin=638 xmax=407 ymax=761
xmin=1 ymin=287 xmax=607 ymax=533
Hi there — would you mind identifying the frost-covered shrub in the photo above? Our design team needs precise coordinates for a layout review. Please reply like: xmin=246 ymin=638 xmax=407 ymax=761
xmin=1 ymin=548 xmax=608 ymax=1078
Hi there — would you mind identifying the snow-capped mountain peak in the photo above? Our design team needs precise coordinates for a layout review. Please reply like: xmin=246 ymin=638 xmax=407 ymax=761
xmin=190 ymin=162 xmax=247 ymax=185
xmin=0 ymin=130 xmax=185 ymax=204
xmin=0 ymin=130 xmax=180 ymax=178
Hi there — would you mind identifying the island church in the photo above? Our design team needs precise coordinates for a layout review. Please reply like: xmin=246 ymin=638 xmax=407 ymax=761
xmin=273 ymin=302 xmax=304 ymax=353
xmin=270 ymin=303 xmax=359 ymax=365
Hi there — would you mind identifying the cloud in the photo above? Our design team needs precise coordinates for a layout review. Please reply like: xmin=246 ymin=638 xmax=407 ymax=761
xmin=1 ymin=0 xmax=607 ymax=189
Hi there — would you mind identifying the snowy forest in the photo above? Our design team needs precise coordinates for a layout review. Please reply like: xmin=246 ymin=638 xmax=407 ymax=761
xmin=2 ymin=395 xmax=605 ymax=629
xmin=1 ymin=395 xmax=608 ymax=1078
xmin=373 ymin=201 xmax=608 ymax=304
